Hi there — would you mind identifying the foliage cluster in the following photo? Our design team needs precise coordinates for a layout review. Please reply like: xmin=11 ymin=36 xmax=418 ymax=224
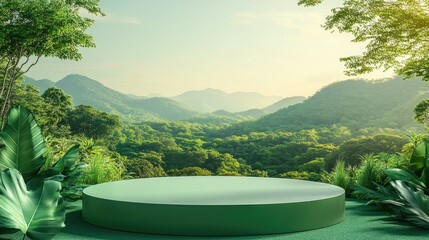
xmin=353 ymin=140 xmax=429 ymax=228
xmin=0 ymin=0 xmax=103 ymax=123
xmin=299 ymin=0 xmax=429 ymax=81
xmin=0 ymin=106 xmax=84 ymax=239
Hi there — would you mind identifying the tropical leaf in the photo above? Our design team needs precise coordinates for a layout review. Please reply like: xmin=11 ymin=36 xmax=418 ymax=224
xmin=26 ymin=145 xmax=88 ymax=200
xmin=0 ymin=106 xmax=46 ymax=182
xmin=46 ymin=145 xmax=80 ymax=176
xmin=384 ymin=168 xmax=426 ymax=189
xmin=60 ymin=161 xmax=88 ymax=186
xmin=410 ymin=140 xmax=429 ymax=186
xmin=353 ymin=181 xmax=399 ymax=202
xmin=390 ymin=180 xmax=429 ymax=228
xmin=0 ymin=169 xmax=65 ymax=239
xmin=411 ymin=140 xmax=429 ymax=170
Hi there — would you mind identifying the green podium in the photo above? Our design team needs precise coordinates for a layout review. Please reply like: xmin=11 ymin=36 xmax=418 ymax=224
xmin=83 ymin=176 xmax=345 ymax=236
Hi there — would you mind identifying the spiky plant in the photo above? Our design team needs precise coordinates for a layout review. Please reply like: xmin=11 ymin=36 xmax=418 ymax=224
xmin=355 ymin=154 xmax=384 ymax=191
xmin=328 ymin=160 xmax=353 ymax=196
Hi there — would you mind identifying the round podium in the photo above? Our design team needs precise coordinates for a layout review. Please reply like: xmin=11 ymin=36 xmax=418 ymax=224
xmin=82 ymin=176 xmax=345 ymax=236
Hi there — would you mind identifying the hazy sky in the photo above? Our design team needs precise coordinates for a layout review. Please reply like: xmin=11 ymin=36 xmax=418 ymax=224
xmin=28 ymin=0 xmax=393 ymax=97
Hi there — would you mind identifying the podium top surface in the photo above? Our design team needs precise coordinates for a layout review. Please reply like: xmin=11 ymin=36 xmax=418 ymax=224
xmin=83 ymin=176 xmax=344 ymax=206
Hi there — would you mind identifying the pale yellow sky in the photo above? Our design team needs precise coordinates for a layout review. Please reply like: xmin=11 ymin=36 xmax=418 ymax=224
xmin=29 ymin=0 xmax=394 ymax=97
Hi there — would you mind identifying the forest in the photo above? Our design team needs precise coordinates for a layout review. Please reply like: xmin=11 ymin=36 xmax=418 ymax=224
xmin=11 ymin=75 xmax=415 ymax=185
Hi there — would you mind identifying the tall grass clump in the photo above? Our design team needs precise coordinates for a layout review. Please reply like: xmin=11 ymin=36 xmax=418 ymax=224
xmin=80 ymin=152 xmax=124 ymax=184
xmin=328 ymin=160 xmax=353 ymax=196
xmin=354 ymin=154 xmax=384 ymax=191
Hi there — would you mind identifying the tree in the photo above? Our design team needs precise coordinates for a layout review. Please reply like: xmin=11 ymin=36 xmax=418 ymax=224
xmin=167 ymin=167 xmax=212 ymax=176
xmin=10 ymin=80 xmax=73 ymax=136
xmin=42 ymin=87 xmax=73 ymax=113
xmin=126 ymin=159 xmax=166 ymax=178
xmin=326 ymin=133 xmax=407 ymax=168
xmin=298 ymin=0 xmax=429 ymax=80
xmin=299 ymin=158 xmax=326 ymax=173
xmin=41 ymin=87 xmax=74 ymax=135
xmin=414 ymin=99 xmax=429 ymax=128
xmin=0 ymin=0 xmax=103 ymax=121
xmin=66 ymin=105 xmax=122 ymax=140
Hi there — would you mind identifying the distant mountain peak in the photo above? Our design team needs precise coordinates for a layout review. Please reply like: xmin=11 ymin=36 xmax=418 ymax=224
xmin=23 ymin=76 xmax=55 ymax=93
xmin=172 ymin=88 xmax=283 ymax=113
xmin=60 ymin=74 xmax=103 ymax=85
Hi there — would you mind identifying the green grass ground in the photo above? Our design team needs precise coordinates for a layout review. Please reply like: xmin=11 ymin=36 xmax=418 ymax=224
xmin=5 ymin=201 xmax=429 ymax=240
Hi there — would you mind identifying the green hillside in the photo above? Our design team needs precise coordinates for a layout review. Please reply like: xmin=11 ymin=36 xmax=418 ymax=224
xmin=263 ymin=96 xmax=306 ymax=113
xmin=233 ymin=96 xmax=306 ymax=118
xmin=226 ymin=77 xmax=428 ymax=133
xmin=210 ymin=96 xmax=307 ymax=119
xmin=127 ymin=97 xmax=199 ymax=121
xmin=236 ymin=108 xmax=267 ymax=118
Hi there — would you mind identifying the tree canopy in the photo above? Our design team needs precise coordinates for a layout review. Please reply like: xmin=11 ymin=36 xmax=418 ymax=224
xmin=0 ymin=0 xmax=103 ymax=121
xmin=66 ymin=105 xmax=122 ymax=140
xmin=299 ymin=0 xmax=429 ymax=80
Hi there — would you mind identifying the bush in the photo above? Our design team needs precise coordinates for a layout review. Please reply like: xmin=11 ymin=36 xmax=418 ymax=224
xmin=167 ymin=167 xmax=212 ymax=176
xmin=80 ymin=152 xmax=125 ymax=184
xmin=279 ymin=171 xmax=310 ymax=180
xmin=125 ymin=159 xmax=166 ymax=178
xmin=299 ymin=158 xmax=326 ymax=173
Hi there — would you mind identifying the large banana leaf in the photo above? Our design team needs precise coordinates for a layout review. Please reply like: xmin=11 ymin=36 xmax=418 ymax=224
xmin=0 ymin=106 xmax=46 ymax=182
xmin=0 ymin=169 xmax=65 ymax=239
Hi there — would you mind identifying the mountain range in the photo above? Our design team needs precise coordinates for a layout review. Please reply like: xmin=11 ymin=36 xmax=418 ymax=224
xmin=24 ymin=75 xmax=300 ymax=121
xmin=211 ymin=96 xmax=306 ymax=119
xmin=24 ymin=75 xmax=429 ymax=132
xmin=171 ymin=88 xmax=283 ymax=112
xmin=25 ymin=75 xmax=196 ymax=121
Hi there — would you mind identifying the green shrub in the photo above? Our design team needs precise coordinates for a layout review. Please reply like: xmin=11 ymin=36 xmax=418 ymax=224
xmin=299 ymin=158 xmax=326 ymax=173
xmin=167 ymin=167 xmax=212 ymax=176
xmin=279 ymin=171 xmax=310 ymax=180
xmin=125 ymin=159 xmax=166 ymax=178
xmin=80 ymin=152 xmax=125 ymax=184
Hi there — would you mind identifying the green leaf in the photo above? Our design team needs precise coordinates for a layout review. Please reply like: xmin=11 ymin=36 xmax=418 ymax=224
xmin=46 ymin=145 xmax=80 ymax=176
xmin=384 ymin=168 xmax=426 ymax=189
xmin=411 ymin=140 xmax=429 ymax=170
xmin=0 ymin=169 xmax=65 ymax=240
xmin=410 ymin=140 xmax=429 ymax=186
xmin=390 ymin=180 xmax=429 ymax=228
xmin=0 ymin=106 xmax=46 ymax=182
xmin=27 ymin=145 xmax=87 ymax=200
xmin=298 ymin=0 xmax=323 ymax=6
